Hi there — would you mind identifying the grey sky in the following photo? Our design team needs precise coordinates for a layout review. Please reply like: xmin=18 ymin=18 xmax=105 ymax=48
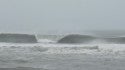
xmin=0 ymin=0 xmax=125 ymax=34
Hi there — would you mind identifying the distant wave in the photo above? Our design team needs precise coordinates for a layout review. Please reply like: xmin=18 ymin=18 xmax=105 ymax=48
xmin=58 ymin=34 xmax=125 ymax=44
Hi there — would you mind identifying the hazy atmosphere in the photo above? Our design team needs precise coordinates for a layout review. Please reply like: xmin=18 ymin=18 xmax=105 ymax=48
xmin=1 ymin=1 xmax=125 ymax=70
xmin=0 ymin=0 xmax=125 ymax=34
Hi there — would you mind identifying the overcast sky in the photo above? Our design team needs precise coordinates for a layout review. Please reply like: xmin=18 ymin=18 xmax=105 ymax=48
xmin=0 ymin=0 xmax=125 ymax=34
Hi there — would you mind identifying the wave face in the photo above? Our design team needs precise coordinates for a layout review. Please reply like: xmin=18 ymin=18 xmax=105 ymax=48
xmin=0 ymin=34 xmax=37 ymax=43
xmin=58 ymin=34 xmax=125 ymax=44
xmin=58 ymin=34 xmax=96 ymax=44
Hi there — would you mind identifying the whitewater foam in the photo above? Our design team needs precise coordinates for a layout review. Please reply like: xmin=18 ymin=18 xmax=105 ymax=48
xmin=1 ymin=42 xmax=125 ymax=69
xmin=38 ymin=39 xmax=56 ymax=43
xmin=0 ymin=43 xmax=125 ymax=55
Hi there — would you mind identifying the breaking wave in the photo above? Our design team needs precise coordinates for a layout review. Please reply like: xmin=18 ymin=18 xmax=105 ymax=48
xmin=1 ymin=33 xmax=125 ymax=44
xmin=0 ymin=33 xmax=37 ymax=43
xmin=0 ymin=34 xmax=125 ymax=54
xmin=58 ymin=34 xmax=125 ymax=44
xmin=1 ymin=34 xmax=125 ymax=69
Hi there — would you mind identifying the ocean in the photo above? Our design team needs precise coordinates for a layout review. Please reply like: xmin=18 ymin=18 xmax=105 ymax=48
xmin=0 ymin=34 xmax=125 ymax=70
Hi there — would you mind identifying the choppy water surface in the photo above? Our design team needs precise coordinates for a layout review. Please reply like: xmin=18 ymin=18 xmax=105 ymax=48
xmin=0 ymin=43 xmax=125 ymax=70
xmin=0 ymin=34 xmax=125 ymax=70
